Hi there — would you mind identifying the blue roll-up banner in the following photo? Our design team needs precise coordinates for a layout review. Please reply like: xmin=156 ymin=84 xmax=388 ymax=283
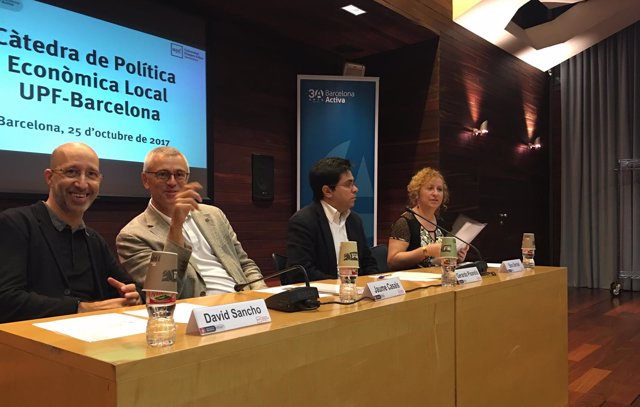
xmin=297 ymin=75 xmax=379 ymax=246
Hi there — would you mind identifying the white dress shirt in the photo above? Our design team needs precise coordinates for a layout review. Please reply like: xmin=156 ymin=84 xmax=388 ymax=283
xmin=150 ymin=203 xmax=236 ymax=295
xmin=320 ymin=200 xmax=350 ymax=262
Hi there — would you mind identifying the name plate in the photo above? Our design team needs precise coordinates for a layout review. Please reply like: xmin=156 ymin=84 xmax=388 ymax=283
xmin=363 ymin=277 xmax=405 ymax=301
xmin=186 ymin=299 xmax=271 ymax=336
xmin=499 ymin=259 xmax=525 ymax=273
xmin=455 ymin=267 xmax=482 ymax=284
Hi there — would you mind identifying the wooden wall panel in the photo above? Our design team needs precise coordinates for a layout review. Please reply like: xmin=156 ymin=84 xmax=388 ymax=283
xmin=371 ymin=0 xmax=552 ymax=263
xmin=437 ymin=28 xmax=551 ymax=263
xmin=205 ymin=15 xmax=344 ymax=273
xmin=360 ymin=40 xmax=441 ymax=243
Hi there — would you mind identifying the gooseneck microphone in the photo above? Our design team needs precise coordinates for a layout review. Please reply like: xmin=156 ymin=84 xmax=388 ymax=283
xmin=235 ymin=265 xmax=320 ymax=312
xmin=234 ymin=264 xmax=311 ymax=292
xmin=404 ymin=207 xmax=489 ymax=275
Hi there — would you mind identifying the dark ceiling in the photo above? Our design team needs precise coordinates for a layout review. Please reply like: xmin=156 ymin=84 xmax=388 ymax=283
xmin=158 ymin=0 xmax=437 ymax=60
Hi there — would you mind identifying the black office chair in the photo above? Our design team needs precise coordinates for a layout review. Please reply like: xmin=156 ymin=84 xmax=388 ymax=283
xmin=370 ymin=244 xmax=390 ymax=273
xmin=271 ymin=253 xmax=289 ymax=285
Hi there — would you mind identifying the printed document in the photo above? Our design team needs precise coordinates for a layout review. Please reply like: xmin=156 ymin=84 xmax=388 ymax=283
xmin=451 ymin=214 xmax=487 ymax=247
xmin=33 ymin=313 xmax=147 ymax=342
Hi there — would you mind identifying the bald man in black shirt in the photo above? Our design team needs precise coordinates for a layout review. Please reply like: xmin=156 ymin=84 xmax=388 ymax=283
xmin=0 ymin=143 xmax=140 ymax=323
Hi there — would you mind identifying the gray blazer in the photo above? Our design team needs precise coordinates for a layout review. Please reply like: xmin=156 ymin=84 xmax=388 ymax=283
xmin=116 ymin=203 xmax=266 ymax=299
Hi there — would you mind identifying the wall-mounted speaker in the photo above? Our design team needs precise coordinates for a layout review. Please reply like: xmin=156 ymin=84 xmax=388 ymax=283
xmin=252 ymin=154 xmax=274 ymax=201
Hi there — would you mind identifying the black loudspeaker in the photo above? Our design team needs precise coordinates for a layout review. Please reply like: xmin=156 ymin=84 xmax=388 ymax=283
xmin=252 ymin=154 xmax=274 ymax=201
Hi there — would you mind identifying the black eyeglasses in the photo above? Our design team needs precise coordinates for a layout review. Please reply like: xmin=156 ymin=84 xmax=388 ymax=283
xmin=145 ymin=170 xmax=189 ymax=182
xmin=52 ymin=167 xmax=102 ymax=181
xmin=331 ymin=180 xmax=357 ymax=190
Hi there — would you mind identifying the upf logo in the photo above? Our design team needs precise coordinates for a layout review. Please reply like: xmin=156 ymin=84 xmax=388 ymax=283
xmin=171 ymin=43 xmax=183 ymax=58
xmin=307 ymin=89 xmax=324 ymax=102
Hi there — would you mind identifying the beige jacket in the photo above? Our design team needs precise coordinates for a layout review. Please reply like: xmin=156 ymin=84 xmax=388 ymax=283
xmin=116 ymin=203 xmax=266 ymax=299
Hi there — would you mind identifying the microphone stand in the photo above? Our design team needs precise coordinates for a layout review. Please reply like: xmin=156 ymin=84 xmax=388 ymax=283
xmin=235 ymin=265 xmax=320 ymax=312
xmin=404 ymin=207 xmax=489 ymax=275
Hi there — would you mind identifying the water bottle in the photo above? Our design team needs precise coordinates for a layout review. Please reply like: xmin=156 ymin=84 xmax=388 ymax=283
xmin=338 ymin=266 xmax=358 ymax=303
xmin=440 ymin=237 xmax=457 ymax=287
xmin=338 ymin=241 xmax=359 ymax=303
xmin=440 ymin=257 xmax=457 ymax=287
xmin=522 ymin=233 xmax=535 ymax=269
xmin=143 ymin=251 xmax=178 ymax=347
xmin=146 ymin=290 xmax=176 ymax=347
xmin=522 ymin=249 xmax=535 ymax=268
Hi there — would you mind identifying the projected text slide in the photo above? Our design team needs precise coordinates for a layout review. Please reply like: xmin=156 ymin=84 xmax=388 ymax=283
xmin=0 ymin=0 xmax=207 ymax=167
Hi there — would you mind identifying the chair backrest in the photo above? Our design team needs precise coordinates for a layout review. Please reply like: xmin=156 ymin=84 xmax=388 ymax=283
xmin=271 ymin=253 xmax=289 ymax=285
xmin=370 ymin=244 xmax=390 ymax=273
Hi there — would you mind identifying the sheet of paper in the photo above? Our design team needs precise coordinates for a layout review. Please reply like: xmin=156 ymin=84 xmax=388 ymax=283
xmin=124 ymin=302 xmax=205 ymax=324
xmin=310 ymin=282 xmax=365 ymax=296
xmin=451 ymin=214 xmax=487 ymax=247
xmin=33 ymin=313 xmax=147 ymax=342
xmin=389 ymin=271 xmax=441 ymax=282
xmin=256 ymin=286 xmax=291 ymax=294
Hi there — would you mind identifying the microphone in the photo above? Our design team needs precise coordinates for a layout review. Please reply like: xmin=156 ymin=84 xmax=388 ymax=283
xmin=404 ymin=207 xmax=489 ymax=275
xmin=234 ymin=265 xmax=320 ymax=313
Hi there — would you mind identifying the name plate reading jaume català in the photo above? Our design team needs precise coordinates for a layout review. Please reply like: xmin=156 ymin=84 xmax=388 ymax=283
xmin=186 ymin=299 xmax=271 ymax=336
xmin=499 ymin=259 xmax=525 ymax=273
xmin=363 ymin=277 xmax=405 ymax=301
xmin=455 ymin=267 xmax=482 ymax=284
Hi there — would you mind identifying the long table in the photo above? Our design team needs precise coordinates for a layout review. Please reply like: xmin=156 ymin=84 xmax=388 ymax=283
xmin=0 ymin=280 xmax=455 ymax=406
xmin=454 ymin=266 xmax=568 ymax=407
xmin=0 ymin=266 xmax=567 ymax=407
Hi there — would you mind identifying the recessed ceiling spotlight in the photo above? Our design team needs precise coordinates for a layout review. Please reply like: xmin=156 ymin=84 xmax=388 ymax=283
xmin=342 ymin=5 xmax=366 ymax=16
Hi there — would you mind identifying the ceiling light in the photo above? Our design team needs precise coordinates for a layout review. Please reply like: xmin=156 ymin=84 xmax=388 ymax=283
xmin=453 ymin=0 xmax=640 ymax=71
xmin=342 ymin=5 xmax=366 ymax=16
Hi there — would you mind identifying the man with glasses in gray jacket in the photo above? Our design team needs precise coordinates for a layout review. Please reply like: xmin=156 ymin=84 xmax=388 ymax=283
xmin=116 ymin=147 xmax=266 ymax=299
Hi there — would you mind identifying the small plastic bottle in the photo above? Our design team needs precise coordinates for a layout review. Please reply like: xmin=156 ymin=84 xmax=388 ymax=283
xmin=440 ymin=257 xmax=457 ymax=287
xmin=522 ymin=233 xmax=536 ymax=269
xmin=440 ymin=237 xmax=457 ymax=287
xmin=146 ymin=290 xmax=176 ymax=347
xmin=337 ymin=241 xmax=360 ymax=303
xmin=338 ymin=266 xmax=358 ymax=303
